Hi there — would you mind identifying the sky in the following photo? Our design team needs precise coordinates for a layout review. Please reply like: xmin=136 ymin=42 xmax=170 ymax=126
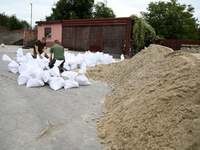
xmin=0 ymin=0 xmax=200 ymax=28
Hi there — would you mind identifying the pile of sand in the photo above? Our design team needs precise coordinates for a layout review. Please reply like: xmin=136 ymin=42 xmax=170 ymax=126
xmin=86 ymin=44 xmax=174 ymax=88
xmin=86 ymin=44 xmax=200 ymax=149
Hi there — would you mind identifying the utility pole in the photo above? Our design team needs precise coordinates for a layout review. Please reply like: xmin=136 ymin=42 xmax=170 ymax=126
xmin=30 ymin=3 xmax=32 ymax=30
xmin=30 ymin=3 xmax=32 ymax=48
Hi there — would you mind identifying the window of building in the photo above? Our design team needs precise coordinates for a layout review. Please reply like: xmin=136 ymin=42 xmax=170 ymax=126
xmin=45 ymin=28 xmax=51 ymax=39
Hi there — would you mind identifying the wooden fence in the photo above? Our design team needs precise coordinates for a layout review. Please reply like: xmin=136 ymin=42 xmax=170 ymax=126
xmin=156 ymin=39 xmax=200 ymax=50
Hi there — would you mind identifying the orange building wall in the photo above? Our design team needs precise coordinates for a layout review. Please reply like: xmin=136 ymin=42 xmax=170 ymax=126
xmin=37 ymin=23 xmax=62 ymax=47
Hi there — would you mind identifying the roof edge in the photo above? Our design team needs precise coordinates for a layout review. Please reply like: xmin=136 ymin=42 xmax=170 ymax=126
xmin=35 ymin=20 xmax=62 ymax=24
xmin=35 ymin=17 xmax=132 ymax=24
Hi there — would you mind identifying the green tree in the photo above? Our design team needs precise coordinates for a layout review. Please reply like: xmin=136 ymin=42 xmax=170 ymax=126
xmin=0 ymin=13 xmax=9 ymax=30
xmin=93 ymin=0 xmax=116 ymax=18
xmin=0 ymin=13 xmax=30 ymax=30
xmin=20 ymin=20 xmax=31 ymax=29
xmin=198 ymin=22 xmax=200 ymax=40
xmin=8 ymin=15 xmax=23 ymax=30
xmin=34 ymin=25 xmax=38 ymax=30
xmin=141 ymin=0 xmax=199 ymax=40
xmin=130 ymin=14 xmax=159 ymax=54
xmin=46 ymin=0 xmax=94 ymax=20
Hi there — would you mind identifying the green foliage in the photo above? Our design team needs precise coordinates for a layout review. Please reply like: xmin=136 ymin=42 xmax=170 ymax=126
xmin=8 ymin=15 xmax=23 ymax=30
xmin=198 ymin=23 xmax=200 ymax=40
xmin=20 ymin=20 xmax=31 ymax=29
xmin=0 ymin=13 xmax=30 ymax=30
xmin=93 ymin=0 xmax=116 ymax=18
xmin=73 ymin=0 xmax=94 ymax=19
xmin=46 ymin=0 xmax=94 ymax=20
xmin=34 ymin=25 xmax=38 ymax=30
xmin=46 ymin=0 xmax=116 ymax=20
xmin=130 ymin=14 xmax=159 ymax=54
xmin=141 ymin=0 xmax=199 ymax=40
xmin=0 ymin=13 xmax=9 ymax=27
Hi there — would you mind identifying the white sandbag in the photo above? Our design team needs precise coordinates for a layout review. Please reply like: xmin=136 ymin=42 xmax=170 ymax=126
xmin=46 ymin=77 xmax=57 ymax=85
xmin=84 ymin=51 xmax=97 ymax=66
xmin=40 ymin=61 xmax=49 ymax=70
xmin=54 ymin=60 xmax=64 ymax=67
xmin=2 ymin=54 xmax=12 ymax=61
xmin=93 ymin=52 xmax=101 ymax=65
xmin=1 ymin=43 xmax=5 ymax=48
xmin=64 ymin=80 xmax=79 ymax=89
xmin=63 ymin=62 xmax=70 ymax=71
xmin=26 ymin=78 xmax=44 ymax=88
xmin=41 ymin=70 xmax=51 ymax=83
xmin=70 ymin=63 xmax=78 ymax=70
xmin=27 ymin=58 xmax=38 ymax=66
xmin=61 ymin=71 xmax=78 ymax=80
xmin=83 ymin=51 xmax=94 ymax=62
xmin=17 ymin=53 xmax=33 ymax=65
xmin=17 ymin=48 xmax=23 ymax=57
xmin=17 ymin=56 xmax=27 ymax=65
xmin=49 ymin=66 xmax=60 ymax=77
xmin=64 ymin=51 xmax=76 ymax=60
xmin=65 ymin=53 xmax=77 ymax=69
xmin=36 ymin=55 xmax=49 ymax=69
xmin=25 ymin=52 xmax=33 ymax=60
xmin=121 ymin=54 xmax=125 ymax=61
xmin=18 ymin=74 xmax=31 ymax=85
xmin=103 ymin=54 xmax=113 ymax=64
xmin=76 ymin=75 xmax=91 ymax=86
xmin=8 ymin=60 xmax=19 ymax=73
xmin=112 ymin=59 xmax=117 ymax=63
xmin=97 ymin=53 xmax=107 ymax=65
xmin=79 ymin=62 xmax=87 ymax=75
xmin=18 ymin=63 xmax=28 ymax=75
xmin=85 ymin=59 xmax=95 ymax=68
xmin=49 ymin=77 xmax=65 ymax=91
xmin=76 ymin=53 xmax=84 ymax=65
xmin=19 ymin=62 xmax=40 ymax=77
xmin=45 ymin=63 xmax=51 ymax=70
xmin=29 ymin=65 xmax=43 ymax=80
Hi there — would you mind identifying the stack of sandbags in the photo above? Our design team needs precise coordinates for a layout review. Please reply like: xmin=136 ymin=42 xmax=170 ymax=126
xmin=2 ymin=48 xmax=122 ymax=91
xmin=63 ymin=51 xmax=118 ymax=70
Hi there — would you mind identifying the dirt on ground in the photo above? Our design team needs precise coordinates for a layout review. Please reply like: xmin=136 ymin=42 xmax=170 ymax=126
xmin=86 ymin=44 xmax=200 ymax=150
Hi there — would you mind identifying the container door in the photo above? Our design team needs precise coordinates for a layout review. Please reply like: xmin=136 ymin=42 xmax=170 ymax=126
xmin=90 ymin=26 xmax=102 ymax=52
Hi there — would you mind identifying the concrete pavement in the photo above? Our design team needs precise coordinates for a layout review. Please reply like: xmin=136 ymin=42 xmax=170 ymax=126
xmin=0 ymin=46 xmax=111 ymax=150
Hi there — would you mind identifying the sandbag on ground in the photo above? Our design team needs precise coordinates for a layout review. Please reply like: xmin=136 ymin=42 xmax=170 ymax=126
xmin=26 ymin=78 xmax=44 ymax=88
xmin=64 ymin=80 xmax=79 ymax=89
xmin=76 ymin=75 xmax=91 ymax=86
xmin=8 ymin=60 xmax=19 ymax=73
xmin=49 ymin=66 xmax=60 ymax=77
xmin=18 ymin=74 xmax=31 ymax=85
xmin=61 ymin=71 xmax=78 ymax=80
xmin=49 ymin=77 xmax=65 ymax=91
xmin=2 ymin=54 xmax=12 ymax=61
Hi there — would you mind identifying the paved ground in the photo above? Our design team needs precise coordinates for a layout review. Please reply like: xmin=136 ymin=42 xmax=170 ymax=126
xmin=0 ymin=45 xmax=113 ymax=150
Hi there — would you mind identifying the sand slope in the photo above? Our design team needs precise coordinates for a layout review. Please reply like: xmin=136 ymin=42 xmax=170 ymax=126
xmin=86 ymin=44 xmax=200 ymax=150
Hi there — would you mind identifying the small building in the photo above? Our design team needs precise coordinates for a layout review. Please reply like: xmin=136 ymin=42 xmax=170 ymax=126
xmin=36 ymin=17 xmax=133 ymax=57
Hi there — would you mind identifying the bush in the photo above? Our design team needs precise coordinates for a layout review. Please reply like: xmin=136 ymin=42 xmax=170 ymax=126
xmin=130 ymin=14 xmax=159 ymax=54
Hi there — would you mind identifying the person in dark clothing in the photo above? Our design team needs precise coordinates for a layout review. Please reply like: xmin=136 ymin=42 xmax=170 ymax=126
xmin=49 ymin=39 xmax=65 ymax=72
xmin=33 ymin=37 xmax=49 ymax=59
